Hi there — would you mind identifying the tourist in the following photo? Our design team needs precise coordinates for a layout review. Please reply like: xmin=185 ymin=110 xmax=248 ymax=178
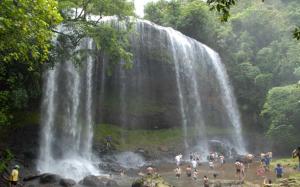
xmin=292 ymin=146 xmax=300 ymax=171
xmin=192 ymin=159 xmax=197 ymax=169
xmin=211 ymin=152 xmax=215 ymax=161
xmin=256 ymin=165 xmax=265 ymax=177
xmin=105 ymin=136 xmax=112 ymax=149
xmin=235 ymin=160 xmax=242 ymax=180
xmin=275 ymin=163 xmax=283 ymax=178
xmin=219 ymin=154 xmax=225 ymax=166
xmin=192 ymin=169 xmax=198 ymax=180
xmin=245 ymin=153 xmax=254 ymax=168
xmin=260 ymin=153 xmax=266 ymax=165
xmin=189 ymin=152 xmax=193 ymax=161
xmin=203 ymin=176 xmax=209 ymax=187
xmin=186 ymin=165 xmax=192 ymax=177
xmin=214 ymin=152 xmax=218 ymax=160
xmin=240 ymin=161 xmax=246 ymax=180
xmin=9 ymin=165 xmax=19 ymax=187
xmin=264 ymin=155 xmax=271 ymax=172
xmin=175 ymin=167 xmax=181 ymax=179
xmin=268 ymin=152 xmax=273 ymax=162
xmin=147 ymin=167 xmax=154 ymax=175
xmin=175 ymin=154 xmax=183 ymax=166
xmin=263 ymin=178 xmax=273 ymax=187
xmin=209 ymin=161 xmax=214 ymax=169
xmin=196 ymin=154 xmax=201 ymax=165
xmin=208 ymin=152 xmax=214 ymax=162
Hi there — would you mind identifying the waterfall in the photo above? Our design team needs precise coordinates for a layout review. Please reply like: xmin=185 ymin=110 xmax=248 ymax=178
xmin=38 ymin=19 xmax=247 ymax=180
xmin=132 ymin=20 xmax=246 ymax=156
xmin=204 ymin=47 xmax=246 ymax=154
xmin=37 ymin=39 xmax=99 ymax=180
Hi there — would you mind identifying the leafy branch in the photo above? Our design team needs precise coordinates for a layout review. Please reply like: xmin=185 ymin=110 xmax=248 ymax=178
xmin=206 ymin=0 xmax=300 ymax=40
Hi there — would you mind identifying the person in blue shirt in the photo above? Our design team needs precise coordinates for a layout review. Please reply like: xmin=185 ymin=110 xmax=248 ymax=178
xmin=275 ymin=163 xmax=283 ymax=178
xmin=264 ymin=155 xmax=270 ymax=171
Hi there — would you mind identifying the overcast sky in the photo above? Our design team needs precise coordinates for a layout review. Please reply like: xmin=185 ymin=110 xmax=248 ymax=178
xmin=134 ymin=0 xmax=159 ymax=17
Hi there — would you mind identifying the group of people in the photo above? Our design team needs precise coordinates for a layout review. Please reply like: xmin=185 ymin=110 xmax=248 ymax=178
xmin=173 ymin=151 xmax=225 ymax=186
xmin=6 ymin=147 xmax=300 ymax=187
xmin=172 ymin=147 xmax=300 ymax=186
xmin=174 ymin=166 xmax=209 ymax=186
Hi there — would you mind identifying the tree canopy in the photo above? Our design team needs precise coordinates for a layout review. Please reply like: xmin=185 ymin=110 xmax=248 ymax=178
xmin=0 ymin=0 xmax=62 ymax=125
xmin=0 ymin=0 xmax=134 ymax=125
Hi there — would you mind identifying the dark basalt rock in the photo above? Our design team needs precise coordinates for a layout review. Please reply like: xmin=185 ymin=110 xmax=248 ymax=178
xmin=81 ymin=175 xmax=119 ymax=187
xmin=59 ymin=178 xmax=76 ymax=187
xmin=39 ymin=173 xmax=61 ymax=184
xmin=23 ymin=174 xmax=43 ymax=182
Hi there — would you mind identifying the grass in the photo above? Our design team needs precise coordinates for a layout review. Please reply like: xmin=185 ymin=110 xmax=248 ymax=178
xmin=271 ymin=158 xmax=299 ymax=169
xmin=94 ymin=123 xmax=184 ymax=150
xmin=93 ymin=123 xmax=239 ymax=151
xmin=270 ymin=158 xmax=300 ymax=186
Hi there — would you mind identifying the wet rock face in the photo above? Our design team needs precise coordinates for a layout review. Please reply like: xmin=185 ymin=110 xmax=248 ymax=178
xmin=59 ymin=178 xmax=76 ymax=187
xmin=95 ymin=21 xmax=228 ymax=130
xmin=80 ymin=175 xmax=119 ymax=187
xmin=22 ymin=173 xmax=76 ymax=187
xmin=40 ymin=173 xmax=62 ymax=184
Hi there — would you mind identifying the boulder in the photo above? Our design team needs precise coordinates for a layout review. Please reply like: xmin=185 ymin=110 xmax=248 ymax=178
xmin=132 ymin=174 xmax=173 ymax=187
xmin=23 ymin=174 xmax=43 ymax=182
xmin=81 ymin=175 xmax=105 ymax=187
xmin=98 ymin=162 xmax=123 ymax=173
xmin=106 ymin=179 xmax=118 ymax=187
xmin=39 ymin=173 xmax=61 ymax=184
xmin=59 ymin=178 xmax=76 ymax=187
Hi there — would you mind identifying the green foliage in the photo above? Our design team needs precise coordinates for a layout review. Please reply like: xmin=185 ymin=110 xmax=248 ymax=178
xmin=207 ymin=0 xmax=237 ymax=22
xmin=145 ymin=0 xmax=218 ymax=46
xmin=207 ymin=0 xmax=300 ymax=40
xmin=0 ymin=0 xmax=63 ymax=68
xmin=94 ymin=124 xmax=184 ymax=150
xmin=54 ymin=0 xmax=135 ymax=66
xmin=0 ymin=149 xmax=14 ymax=173
xmin=261 ymin=85 xmax=300 ymax=150
xmin=0 ymin=0 xmax=135 ymax=126
xmin=0 ymin=0 xmax=62 ymax=126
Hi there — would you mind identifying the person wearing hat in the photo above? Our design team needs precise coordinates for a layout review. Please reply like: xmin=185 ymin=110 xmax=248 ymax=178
xmin=9 ymin=165 xmax=19 ymax=187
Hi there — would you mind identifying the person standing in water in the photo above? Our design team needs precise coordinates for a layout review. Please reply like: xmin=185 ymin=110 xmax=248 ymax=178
xmin=175 ymin=154 xmax=182 ymax=166
xmin=192 ymin=169 xmax=198 ymax=180
xmin=235 ymin=160 xmax=242 ymax=180
xmin=192 ymin=159 xmax=197 ymax=169
xmin=175 ymin=167 xmax=181 ymax=179
xmin=219 ymin=154 xmax=225 ymax=166
xmin=186 ymin=165 xmax=192 ymax=177
xmin=9 ymin=165 xmax=20 ymax=187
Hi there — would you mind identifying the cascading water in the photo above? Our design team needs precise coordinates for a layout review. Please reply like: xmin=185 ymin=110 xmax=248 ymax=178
xmin=204 ymin=47 xmax=246 ymax=154
xmin=38 ymin=18 xmax=247 ymax=180
xmin=38 ymin=39 xmax=99 ymax=180
xmin=129 ymin=20 xmax=246 ymax=157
